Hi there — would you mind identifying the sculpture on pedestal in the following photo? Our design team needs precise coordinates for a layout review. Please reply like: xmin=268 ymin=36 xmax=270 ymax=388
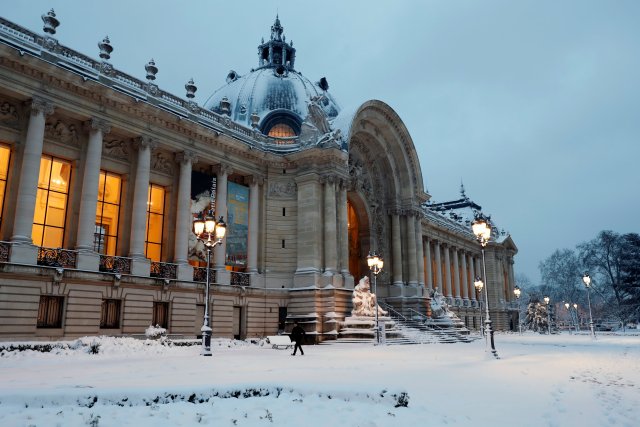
xmin=351 ymin=276 xmax=387 ymax=317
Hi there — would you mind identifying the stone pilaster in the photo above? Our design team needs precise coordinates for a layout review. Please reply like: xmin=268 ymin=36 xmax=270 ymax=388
xmin=294 ymin=173 xmax=322 ymax=287
xmin=415 ymin=216 xmax=425 ymax=293
xmin=10 ymin=97 xmax=54 ymax=264
xmin=443 ymin=245 xmax=452 ymax=298
xmin=247 ymin=174 xmax=263 ymax=274
xmin=174 ymin=151 xmax=197 ymax=281
xmin=338 ymin=179 xmax=351 ymax=288
xmin=213 ymin=164 xmax=231 ymax=271
xmin=322 ymin=175 xmax=338 ymax=275
xmin=405 ymin=211 xmax=418 ymax=291
xmin=452 ymin=248 xmax=461 ymax=301
xmin=461 ymin=251 xmax=469 ymax=301
xmin=424 ymin=237 xmax=433 ymax=291
xmin=390 ymin=210 xmax=403 ymax=295
xmin=434 ymin=240 xmax=442 ymax=292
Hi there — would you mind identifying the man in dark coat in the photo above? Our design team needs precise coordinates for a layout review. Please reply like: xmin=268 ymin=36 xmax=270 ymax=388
xmin=290 ymin=321 xmax=306 ymax=356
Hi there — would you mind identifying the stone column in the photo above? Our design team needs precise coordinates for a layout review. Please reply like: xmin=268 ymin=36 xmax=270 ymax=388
xmin=424 ymin=237 xmax=433 ymax=291
xmin=128 ymin=136 xmax=156 ymax=275
xmin=10 ymin=98 xmax=54 ymax=263
xmin=461 ymin=250 xmax=469 ymax=301
xmin=452 ymin=248 xmax=461 ymax=302
xmin=405 ymin=211 xmax=418 ymax=293
xmin=247 ymin=174 xmax=262 ymax=274
xmin=174 ymin=151 xmax=197 ymax=280
xmin=214 ymin=164 xmax=231 ymax=271
xmin=434 ymin=241 xmax=442 ymax=292
xmin=443 ymin=245 xmax=452 ymax=298
xmin=415 ymin=215 xmax=425 ymax=293
xmin=468 ymin=254 xmax=476 ymax=301
xmin=75 ymin=118 xmax=111 ymax=269
xmin=294 ymin=173 xmax=322 ymax=287
xmin=391 ymin=210 xmax=403 ymax=293
xmin=337 ymin=179 xmax=351 ymax=288
xmin=323 ymin=176 xmax=338 ymax=275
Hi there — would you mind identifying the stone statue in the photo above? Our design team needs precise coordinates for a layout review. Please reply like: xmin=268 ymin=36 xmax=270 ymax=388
xmin=351 ymin=276 xmax=388 ymax=317
xmin=429 ymin=287 xmax=453 ymax=319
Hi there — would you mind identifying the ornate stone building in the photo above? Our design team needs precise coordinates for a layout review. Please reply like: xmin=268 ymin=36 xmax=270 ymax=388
xmin=0 ymin=12 xmax=518 ymax=341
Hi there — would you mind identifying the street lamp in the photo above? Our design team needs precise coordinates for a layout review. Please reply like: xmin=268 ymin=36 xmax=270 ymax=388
xmin=474 ymin=277 xmax=485 ymax=337
xmin=544 ymin=296 xmax=551 ymax=335
xmin=514 ymin=286 xmax=522 ymax=335
xmin=582 ymin=273 xmax=596 ymax=339
xmin=193 ymin=211 xmax=227 ymax=356
xmin=573 ymin=303 xmax=580 ymax=331
xmin=367 ymin=251 xmax=384 ymax=345
xmin=472 ymin=214 xmax=498 ymax=359
xmin=564 ymin=302 xmax=571 ymax=334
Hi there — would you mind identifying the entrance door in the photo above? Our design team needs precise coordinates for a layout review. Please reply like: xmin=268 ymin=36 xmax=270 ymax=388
xmin=347 ymin=201 xmax=362 ymax=281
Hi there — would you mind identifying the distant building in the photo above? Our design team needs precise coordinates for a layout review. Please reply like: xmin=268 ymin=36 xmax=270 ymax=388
xmin=0 ymin=11 xmax=518 ymax=341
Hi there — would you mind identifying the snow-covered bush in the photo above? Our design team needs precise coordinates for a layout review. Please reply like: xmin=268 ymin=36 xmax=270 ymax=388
xmin=145 ymin=324 xmax=167 ymax=339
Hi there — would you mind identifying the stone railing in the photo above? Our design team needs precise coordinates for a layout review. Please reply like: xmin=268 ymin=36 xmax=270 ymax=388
xmin=37 ymin=247 xmax=77 ymax=268
xmin=150 ymin=262 xmax=177 ymax=279
xmin=99 ymin=255 xmax=132 ymax=274
xmin=193 ymin=267 xmax=216 ymax=284
xmin=0 ymin=241 xmax=10 ymax=262
xmin=230 ymin=271 xmax=251 ymax=287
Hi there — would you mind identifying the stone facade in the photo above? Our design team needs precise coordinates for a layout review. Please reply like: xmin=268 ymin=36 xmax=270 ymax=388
xmin=0 ymin=14 xmax=517 ymax=342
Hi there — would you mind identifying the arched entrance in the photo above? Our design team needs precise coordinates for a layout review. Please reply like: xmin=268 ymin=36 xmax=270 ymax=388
xmin=347 ymin=197 xmax=370 ymax=282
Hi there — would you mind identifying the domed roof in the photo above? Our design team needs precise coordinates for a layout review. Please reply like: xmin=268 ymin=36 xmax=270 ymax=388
xmin=203 ymin=16 xmax=340 ymax=137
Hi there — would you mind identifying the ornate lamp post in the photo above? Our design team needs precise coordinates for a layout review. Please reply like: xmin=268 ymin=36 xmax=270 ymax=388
xmin=367 ymin=251 xmax=384 ymax=345
xmin=193 ymin=211 xmax=226 ymax=356
xmin=573 ymin=303 xmax=580 ymax=331
xmin=564 ymin=302 xmax=572 ymax=334
xmin=474 ymin=277 xmax=485 ymax=336
xmin=514 ymin=286 xmax=522 ymax=335
xmin=582 ymin=273 xmax=596 ymax=339
xmin=472 ymin=214 xmax=498 ymax=358
xmin=544 ymin=296 xmax=551 ymax=335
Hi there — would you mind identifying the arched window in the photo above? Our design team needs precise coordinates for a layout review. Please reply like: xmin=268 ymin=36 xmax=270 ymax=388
xmin=268 ymin=123 xmax=296 ymax=138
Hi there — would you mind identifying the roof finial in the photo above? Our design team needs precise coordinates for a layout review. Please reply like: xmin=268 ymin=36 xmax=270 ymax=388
xmin=42 ymin=9 xmax=60 ymax=35
xmin=271 ymin=14 xmax=283 ymax=41
xmin=460 ymin=180 xmax=466 ymax=198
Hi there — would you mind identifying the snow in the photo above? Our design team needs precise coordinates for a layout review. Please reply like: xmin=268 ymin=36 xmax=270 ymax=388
xmin=1 ymin=333 xmax=639 ymax=426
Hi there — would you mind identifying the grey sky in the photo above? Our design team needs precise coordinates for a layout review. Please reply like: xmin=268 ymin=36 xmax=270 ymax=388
xmin=4 ymin=0 xmax=639 ymax=284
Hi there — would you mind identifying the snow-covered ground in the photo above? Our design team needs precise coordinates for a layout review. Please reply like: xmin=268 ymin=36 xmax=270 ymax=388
xmin=1 ymin=333 xmax=639 ymax=427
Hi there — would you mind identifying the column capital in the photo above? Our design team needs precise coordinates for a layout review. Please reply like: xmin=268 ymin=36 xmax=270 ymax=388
xmin=213 ymin=163 xmax=233 ymax=176
xmin=133 ymin=135 xmax=158 ymax=151
xmin=28 ymin=96 xmax=55 ymax=117
xmin=175 ymin=150 xmax=198 ymax=165
xmin=248 ymin=174 xmax=264 ymax=186
xmin=84 ymin=117 xmax=111 ymax=135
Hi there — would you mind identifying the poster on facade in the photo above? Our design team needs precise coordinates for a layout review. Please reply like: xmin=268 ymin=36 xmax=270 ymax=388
xmin=226 ymin=182 xmax=249 ymax=267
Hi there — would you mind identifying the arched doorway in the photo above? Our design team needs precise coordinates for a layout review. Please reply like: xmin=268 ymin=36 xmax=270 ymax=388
xmin=347 ymin=197 xmax=370 ymax=282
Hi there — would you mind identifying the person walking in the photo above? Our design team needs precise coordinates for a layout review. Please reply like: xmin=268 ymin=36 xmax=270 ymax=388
xmin=290 ymin=321 xmax=306 ymax=356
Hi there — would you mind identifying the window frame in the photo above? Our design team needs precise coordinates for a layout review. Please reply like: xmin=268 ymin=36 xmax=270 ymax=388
xmin=100 ymin=298 xmax=122 ymax=329
xmin=36 ymin=295 xmax=65 ymax=328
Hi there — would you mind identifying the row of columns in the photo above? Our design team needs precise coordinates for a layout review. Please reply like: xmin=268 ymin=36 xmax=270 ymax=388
xmin=422 ymin=238 xmax=483 ymax=304
xmin=389 ymin=209 xmax=425 ymax=296
xmin=9 ymin=97 xmax=263 ymax=279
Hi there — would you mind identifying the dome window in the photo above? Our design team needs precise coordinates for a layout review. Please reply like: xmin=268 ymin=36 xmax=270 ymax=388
xmin=268 ymin=123 xmax=296 ymax=138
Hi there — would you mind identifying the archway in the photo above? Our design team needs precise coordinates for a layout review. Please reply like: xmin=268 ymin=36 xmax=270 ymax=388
xmin=347 ymin=196 xmax=370 ymax=282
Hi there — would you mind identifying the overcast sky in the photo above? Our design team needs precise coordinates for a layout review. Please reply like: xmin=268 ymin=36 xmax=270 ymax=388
xmin=4 ymin=1 xmax=639 ymax=284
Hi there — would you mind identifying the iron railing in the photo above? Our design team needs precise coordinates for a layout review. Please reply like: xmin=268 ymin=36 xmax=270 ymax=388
xmin=150 ymin=262 xmax=177 ymax=279
xmin=37 ymin=247 xmax=77 ymax=268
xmin=0 ymin=241 xmax=10 ymax=262
xmin=99 ymin=255 xmax=132 ymax=274
xmin=193 ymin=267 xmax=216 ymax=283
xmin=230 ymin=271 xmax=251 ymax=287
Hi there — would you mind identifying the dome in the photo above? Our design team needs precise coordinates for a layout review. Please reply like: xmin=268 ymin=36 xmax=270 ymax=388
xmin=203 ymin=16 xmax=340 ymax=139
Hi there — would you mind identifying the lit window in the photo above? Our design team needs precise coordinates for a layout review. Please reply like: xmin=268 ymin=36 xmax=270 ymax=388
xmin=0 ymin=144 xmax=10 ymax=228
xmin=94 ymin=171 xmax=122 ymax=255
xmin=32 ymin=155 xmax=71 ymax=248
xmin=268 ymin=123 xmax=296 ymax=138
xmin=145 ymin=184 xmax=165 ymax=262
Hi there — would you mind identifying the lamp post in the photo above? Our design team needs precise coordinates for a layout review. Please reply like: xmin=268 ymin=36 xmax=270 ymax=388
xmin=544 ymin=296 xmax=551 ymax=335
xmin=193 ymin=211 xmax=227 ymax=356
xmin=582 ymin=273 xmax=596 ymax=339
xmin=367 ymin=251 xmax=384 ymax=345
xmin=564 ymin=302 xmax=572 ymax=334
xmin=474 ymin=277 xmax=485 ymax=337
xmin=573 ymin=303 xmax=580 ymax=332
xmin=472 ymin=214 xmax=498 ymax=358
xmin=514 ymin=286 xmax=522 ymax=335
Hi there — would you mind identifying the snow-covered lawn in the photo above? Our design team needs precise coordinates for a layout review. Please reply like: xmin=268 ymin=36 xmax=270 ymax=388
xmin=1 ymin=333 xmax=639 ymax=426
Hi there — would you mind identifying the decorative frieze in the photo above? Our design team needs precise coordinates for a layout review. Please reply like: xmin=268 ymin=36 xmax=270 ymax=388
xmin=268 ymin=180 xmax=296 ymax=199
xmin=102 ymin=138 xmax=130 ymax=161
xmin=44 ymin=119 xmax=80 ymax=147
xmin=151 ymin=150 xmax=174 ymax=175
xmin=0 ymin=101 xmax=19 ymax=128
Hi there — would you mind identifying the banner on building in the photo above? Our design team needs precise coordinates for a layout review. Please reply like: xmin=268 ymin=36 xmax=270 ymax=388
xmin=226 ymin=182 xmax=249 ymax=267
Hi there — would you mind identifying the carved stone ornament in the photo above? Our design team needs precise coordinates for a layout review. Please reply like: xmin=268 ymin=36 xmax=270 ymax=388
xmin=44 ymin=119 xmax=80 ymax=147
xmin=175 ymin=150 xmax=198 ymax=166
xmin=0 ymin=102 xmax=19 ymax=128
xmin=268 ymin=180 xmax=297 ymax=199
xmin=29 ymin=97 xmax=55 ymax=117
xmin=86 ymin=117 xmax=111 ymax=135
xmin=103 ymin=138 xmax=130 ymax=161
xmin=152 ymin=150 xmax=174 ymax=175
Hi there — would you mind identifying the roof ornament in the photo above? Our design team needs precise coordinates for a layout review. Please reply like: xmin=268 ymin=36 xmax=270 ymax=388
xmin=98 ymin=36 xmax=113 ymax=61
xmin=250 ymin=112 xmax=260 ymax=129
xmin=185 ymin=78 xmax=197 ymax=99
xmin=460 ymin=180 xmax=467 ymax=198
xmin=145 ymin=59 xmax=158 ymax=81
xmin=220 ymin=97 xmax=231 ymax=116
xmin=42 ymin=9 xmax=60 ymax=35
xmin=271 ymin=14 xmax=284 ymax=41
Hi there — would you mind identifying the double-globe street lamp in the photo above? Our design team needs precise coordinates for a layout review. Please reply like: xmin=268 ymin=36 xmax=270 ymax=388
xmin=544 ymin=296 xmax=551 ymax=335
xmin=367 ymin=251 xmax=384 ymax=345
xmin=582 ymin=273 xmax=596 ymax=339
xmin=193 ymin=211 xmax=227 ymax=356
xmin=514 ymin=286 xmax=522 ymax=335
xmin=474 ymin=277 xmax=485 ymax=337
xmin=472 ymin=214 xmax=498 ymax=359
